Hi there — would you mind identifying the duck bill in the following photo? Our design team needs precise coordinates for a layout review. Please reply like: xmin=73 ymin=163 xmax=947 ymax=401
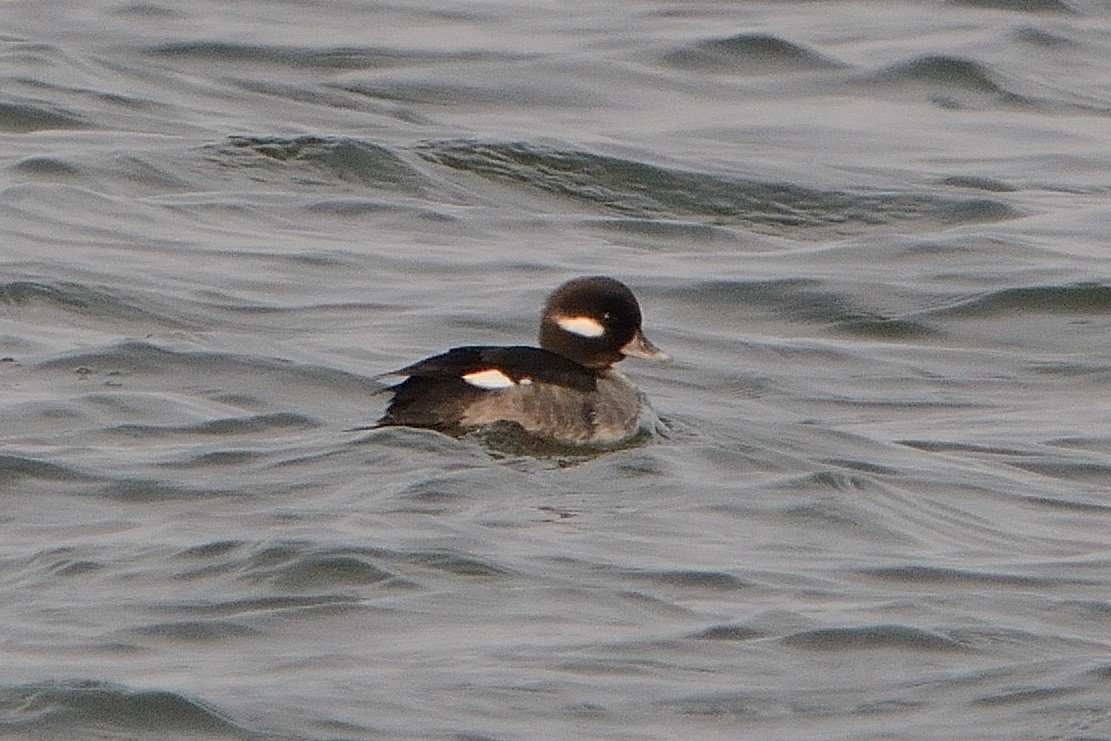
xmin=621 ymin=330 xmax=670 ymax=362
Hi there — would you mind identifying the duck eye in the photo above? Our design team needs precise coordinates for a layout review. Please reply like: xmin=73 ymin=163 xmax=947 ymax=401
xmin=602 ymin=311 xmax=613 ymax=323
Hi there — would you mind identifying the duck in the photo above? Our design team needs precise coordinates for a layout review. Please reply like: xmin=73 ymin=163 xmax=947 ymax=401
xmin=375 ymin=276 xmax=669 ymax=445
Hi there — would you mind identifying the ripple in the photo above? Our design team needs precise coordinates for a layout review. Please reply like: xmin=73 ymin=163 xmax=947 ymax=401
xmin=661 ymin=279 xmax=925 ymax=338
xmin=860 ymin=55 xmax=1031 ymax=110
xmin=404 ymin=549 xmax=512 ymax=577
xmin=112 ymin=3 xmax=185 ymax=19
xmin=828 ymin=316 xmax=941 ymax=340
xmin=0 ymin=680 xmax=243 ymax=736
xmin=862 ymin=51 xmax=1109 ymax=114
xmin=661 ymin=279 xmax=862 ymax=323
xmin=339 ymin=76 xmax=605 ymax=108
xmin=95 ymin=477 xmax=238 ymax=501
xmin=173 ymin=541 xmax=420 ymax=591
xmin=415 ymin=139 xmax=1018 ymax=233
xmin=215 ymin=135 xmax=432 ymax=193
xmin=164 ymin=594 xmax=365 ymax=618
xmin=1013 ymin=26 xmax=1076 ymax=47
xmin=267 ymin=554 xmax=401 ymax=590
xmin=0 ymin=280 xmax=197 ymax=329
xmin=10 ymin=156 xmax=83 ymax=179
xmin=940 ymin=175 xmax=1018 ymax=193
xmin=970 ymin=685 xmax=1076 ymax=707
xmin=37 ymin=340 xmax=380 ymax=396
xmin=661 ymin=33 xmax=845 ymax=75
xmin=782 ymin=624 xmax=967 ymax=651
xmin=128 ymin=620 xmax=262 ymax=642
xmin=1016 ymin=494 xmax=1111 ymax=514
xmin=147 ymin=41 xmax=523 ymax=69
xmin=930 ymin=284 xmax=1111 ymax=318
xmin=148 ymin=41 xmax=415 ymax=69
xmin=625 ymin=568 xmax=751 ymax=590
xmin=0 ymin=100 xmax=87 ymax=133
xmin=873 ymin=55 xmax=1013 ymax=97
xmin=0 ymin=454 xmax=91 ymax=484
xmin=689 ymin=623 xmax=765 ymax=641
xmin=899 ymin=440 xmax=1036 ymax=456
xmin=110 ymin=412 xmax=319 ymax=438
xmin=949 ymin=0 xmax=1074 ymax=11
xmin=1006 ymin=459 xmax=1111 ymax=487
xmin=177 ymin=540 xmax=246 ymax=560
xmin=858 ymin=564 xmax=1058 ymax=588
xmin=161 ymin=450 xmax=266 ymax=468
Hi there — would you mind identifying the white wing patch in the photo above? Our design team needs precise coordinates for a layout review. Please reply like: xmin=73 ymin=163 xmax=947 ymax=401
xmin=462 ymin=368 xmax=517 ymax=390
xmin=556 ymin=315 xmax=605 ymax=338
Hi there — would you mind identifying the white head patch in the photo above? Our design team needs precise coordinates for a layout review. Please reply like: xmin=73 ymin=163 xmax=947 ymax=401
xmin=556 ymin=315 xmax=605 ymax=338
xmin=462 ymin=368 xmax=517 ymax=390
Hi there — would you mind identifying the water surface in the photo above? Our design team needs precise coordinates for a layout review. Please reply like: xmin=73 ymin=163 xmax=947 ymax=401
xmin=3 ymin=1 xmax=1111 ymax=739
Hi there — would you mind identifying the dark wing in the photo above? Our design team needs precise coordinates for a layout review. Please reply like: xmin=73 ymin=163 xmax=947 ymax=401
xmin=386 ymin=346 xmax=597 ymax=392
xmin=375 ymin=346 xmax=596 ymax=431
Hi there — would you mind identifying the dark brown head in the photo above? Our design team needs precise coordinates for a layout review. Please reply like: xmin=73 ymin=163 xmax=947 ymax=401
xmin=538 ymin=276 xmax=669 ymax=369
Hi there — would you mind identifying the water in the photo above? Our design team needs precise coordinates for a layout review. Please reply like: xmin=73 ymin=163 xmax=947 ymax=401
xmin=3 ymin=0 xmax=1111 ymax=738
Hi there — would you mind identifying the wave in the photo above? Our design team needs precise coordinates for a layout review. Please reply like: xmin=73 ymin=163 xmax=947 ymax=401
xmin=0 ymin=280 xmax=199 ymax=329
xmin=828 ymin=316 xmax=941 ymax=340
xmin=146 ymin=40 xmax=525 ymax=69
xmin=0 ymin=680 xmax=245 ymax=737
xmin=661 ymin=33 xmax=845 ymax=75
xmin=109 ymin=412 xmax=319 ymax=439
xmin=938 ymin=175 xmax=1017 ymax=193
xmin=863 ymin=55 xmax=1021 ymax=110
xmin=36 ymin=339 xmax=378 ymax=393
xmin=862 ymin=53 xmax=1111 ymax=114
xmin=948 ymin=0 xmax=1074 ymax=12
xmin=930 ymin=283 xmax=1111 ymax=317
xmin=214 ymin=136 xmax=432 ymax=193
xmin=0 ymin=454 xmax=92 ymax=485
xmin=658 ymin=279 xmax=940 ymax=339
xmin=688 ymin=623 xmax=765 ymax=641
xmin=857 ymin=564 xmax=1058 ymax=587
xmin=10 ymin=156 xmax=83 ymax=178
xmin=782 ymin=624 xmax=968 ymax=651
xmin=0 ymin=100 xmax=87 ymax=133
xmin=415 ymin=139 xmax=1019 ymax=233
xmin=171 ymin=539 xmax=508 ymax=596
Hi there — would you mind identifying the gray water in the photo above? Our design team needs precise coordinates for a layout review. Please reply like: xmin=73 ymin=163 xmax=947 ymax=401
xmin=3 ymin=0 xmax=1111 ymax=739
